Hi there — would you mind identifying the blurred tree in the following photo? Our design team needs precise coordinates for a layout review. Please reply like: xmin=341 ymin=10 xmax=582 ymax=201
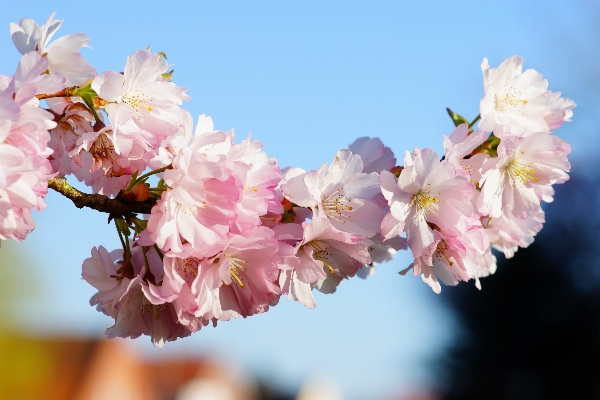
xmin=436 ymin=170 xmax=600 ymax=400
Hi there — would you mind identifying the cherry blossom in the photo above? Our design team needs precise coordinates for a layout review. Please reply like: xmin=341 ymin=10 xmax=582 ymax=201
xmin=477 ymin=132 xmax=570 ymax=219
xmin=380 ymin=147 xmax=475 ymax=258
xmin=210 ymin=229 xmax=281 ymax=316
xmin=10 ymin=12 xmax=96 ymax=86
xmin=0 ymin=13 xmax=578 ymax=345
xmin=348 ymin=136 xmax=396 ymax=174
xmin=92 ymin=49 xmax=189 ymax=139
xmin=479 ymin=55 xmax=576 ymax=138
xmin=0 ymin=53 xmax=60 ymax=241
xmin=486 ymin=209 xmax=545 ymax=259
xmin=281 ymin=149 xmax=386 ymax=237
xmin=147 ymin=142 xmax=240 ymax=255
xmin=443 ymin=123 xmax=489 ymax=182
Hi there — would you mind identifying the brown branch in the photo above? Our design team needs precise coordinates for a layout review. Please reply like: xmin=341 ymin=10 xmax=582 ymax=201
xmin=48 ymin=176 xmax=156 ymax=217
xmin=36 ymin=87 xmax=77 ymax=100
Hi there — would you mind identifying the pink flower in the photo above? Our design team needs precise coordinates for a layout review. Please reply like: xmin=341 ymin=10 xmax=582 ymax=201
xmin=477 ymin=132 xmax=570 ymax=219
xmin=357 ymin=234 xmax=407 ymax=279
xmin=380 ymin=147 xmax=475 ymax=259
xmin=70 ymin=122 xmax=152 ymax=196
xmin=408 ymin=215 xmax=493 ymax=293
xmin=92 ymin=49 xmax=189 ymax=140
xmin=544 ymin=91 xmax=576 ymax=131
xmin=443 ymin=123 xmax=489 ymax=183
xmin=348 ymin=137 xmax=396 ymax=174
xmin=225 ymin=135 xmax=282 ymax=233
xmin=278 ymin=218 xmax=372 ymax=307
xmin=193 ymin=226 xmax=281 ymax=319
xmin=298 ymin=218 xmax=371 ymax=284
xmin=147 ymin=142 xmax=240 ymax=254
xmin=479 ymin=55 xmax=575 ymax=138
xmin=486 ymin=209 xmax=545 ymax=258
xmin=49 ymin=103 xmax=94 ymax=176
xmin=83 ymin=245 xmax=196 ymax=347
xmin=281 ymin=149 xmax=386 ymax=237
xmin=149 ymin=110 xmax=196 ymax=170
xmin=0 ymin=53 xmax=61 ymax=241
xmin=10 ymin=12 xmax=97 ymax=86
xmin=106 ymin=277 xmax=193 ymax=347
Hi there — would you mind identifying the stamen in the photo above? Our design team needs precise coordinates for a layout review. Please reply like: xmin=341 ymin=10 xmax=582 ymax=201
xmin=174 ymin=202 xmax=198 ymax=218
xmin=306 ymin=240 xmax=335 ymax=273
xmin=494 ymin=86 xmax=528 ymax=114
xmin=322 ymin=188 xmax=353 ymax=223
xmin=90 ymin=133 xmax=116 ymax=163
xmin=141 ymin=297 xmax=167 ymax=320
xmin=88 ymin=132 xmax=125 ymax=176
xmin=506 ymin=159 xmax=538 ymax=186
xmin=228 ymin=256 xmax=248 ymax=288
xmin=122 ymin=90 xmax=154 ymax=120
xmin=411 ymin=190 xmax=440 ymax=219
xmin=434 ymin=240 xmax=453 ymax=266
xmin=175 ymin=257 xmax=200 ymax=283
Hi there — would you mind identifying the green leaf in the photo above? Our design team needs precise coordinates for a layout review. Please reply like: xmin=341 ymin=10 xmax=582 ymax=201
xmin=474 ymin=134 xmax=501 ymax=158
xmin=446 ymin=108 xmax=470 ymax=127
xmin=73 ymin=84 xmax=101 ymax=122
xmin=161 ymin=69 xmax=174 ymax=82
xmin=115 ymin=218 xmax=131 ymax=237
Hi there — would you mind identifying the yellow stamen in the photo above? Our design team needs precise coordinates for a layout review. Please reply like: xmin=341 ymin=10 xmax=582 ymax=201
xmin=229 ymin=270 xmax=245 ymax=288
xmin=175 ymin=257 xmax=200 ymax=282
xmin=322 ymin=188 xmax=353 ymax=223
xmin=434 ymin=240 xmax=453 ymax=266
xmin=306 ymin=240 xmax=335 ymax=273
xmin=228 ymin=256 xmax=248 ymax=288
xmin=494 ymin=86 xmax=529 ymax=113
xmin=506 ymin=159 xmax=538 ymax=186
xmin=411 ymin=190 xmax=440 ymax=219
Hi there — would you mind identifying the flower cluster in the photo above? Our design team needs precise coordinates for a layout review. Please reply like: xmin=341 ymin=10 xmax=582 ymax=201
xmin=0 ymin=13 xmax=574 ymax=346
xmin=0 ymin=51 xmax=62 ymax=241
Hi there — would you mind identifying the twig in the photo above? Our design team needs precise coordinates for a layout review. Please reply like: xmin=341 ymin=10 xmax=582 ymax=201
xmin=48 ymin=176 xmax=156 ymax=216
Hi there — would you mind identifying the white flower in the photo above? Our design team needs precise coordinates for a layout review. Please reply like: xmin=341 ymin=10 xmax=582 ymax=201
xmin=479 ymin=55 xmax=575 ymax=138
xmin=92 ymin=49 xmax=190 ymax=142
xmin=477 ymin=132 xmax=570 ymax=218
xmin=10 ymin=12 xmax=96 ymax=85
xmin=281 ymin=149 xmax=386 ymax=237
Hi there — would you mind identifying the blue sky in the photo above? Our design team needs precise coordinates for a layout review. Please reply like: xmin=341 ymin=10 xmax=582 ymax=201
xmin=0 ymin=1 xmax=597 ymax=399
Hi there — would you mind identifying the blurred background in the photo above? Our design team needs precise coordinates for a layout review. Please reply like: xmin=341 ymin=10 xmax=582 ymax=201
xmin=0 ymin=1 xmax=598 ymax=399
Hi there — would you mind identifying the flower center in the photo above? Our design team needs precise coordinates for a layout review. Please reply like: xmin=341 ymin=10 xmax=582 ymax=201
xmin=306 ymin=240 xmax=335 ymax=273
xmin=494 ymin=86 xmax=528 ymax=113
xmin=411 ymin=190 xmax=440 ymax=219
xmin=89 ymin=133 xmax=116 ymax=163
xmin=141 ymin=296 xmax=167 ymax=320
xmin=506 ymin=159 xmax=538 ymax=186
xmin=322 ymin=188 xmax=353 ymax=223
xmin=122 ymin=90 xmax=153 ymax=119
xmin=433 ymin=240 xmax=454 ymax=266
xmin=88 ymin=132 xmax=125 ymax=176
xmin=175 ymin=257 xmax=200 ymax=283
xmin=228 ymin=256 xmax=248 ymax=288
xmin=173 ymin=202 xmax=202 ymax=219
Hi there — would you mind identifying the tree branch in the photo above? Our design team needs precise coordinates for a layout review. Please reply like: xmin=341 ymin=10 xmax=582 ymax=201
xmin=48 ymin=176 xmax=156 ymax=216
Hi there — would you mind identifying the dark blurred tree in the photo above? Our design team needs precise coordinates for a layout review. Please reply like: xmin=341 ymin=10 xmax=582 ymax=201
xmin=436 ymin=170 xmax=600 ymax=400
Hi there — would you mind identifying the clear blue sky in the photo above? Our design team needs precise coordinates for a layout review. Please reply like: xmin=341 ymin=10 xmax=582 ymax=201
xmin=1 ymin=1 xmax=597 ymax=399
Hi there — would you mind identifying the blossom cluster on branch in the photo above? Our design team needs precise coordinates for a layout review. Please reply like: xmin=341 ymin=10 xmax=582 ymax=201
xmin=0 ymin=13 xmax=575 ymax=346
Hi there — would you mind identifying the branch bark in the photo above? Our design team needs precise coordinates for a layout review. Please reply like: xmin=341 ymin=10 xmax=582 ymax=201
xmin=48 ymin=176 xmax=156 ymax=216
